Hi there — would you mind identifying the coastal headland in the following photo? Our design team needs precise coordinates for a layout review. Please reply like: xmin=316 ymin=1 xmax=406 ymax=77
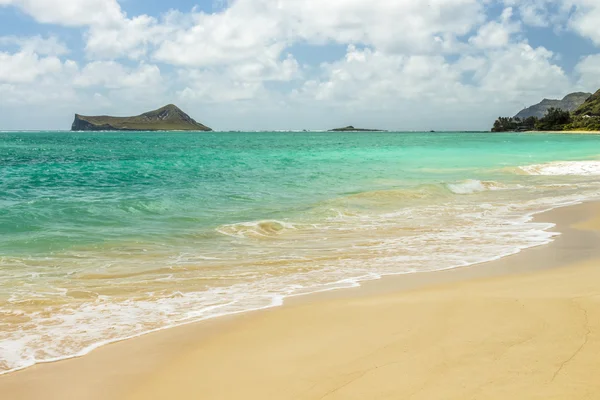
xmin=492 ymin=87 xmax=600 ymax=132
xmin=1 ymin=201 xmax=599 ymax=399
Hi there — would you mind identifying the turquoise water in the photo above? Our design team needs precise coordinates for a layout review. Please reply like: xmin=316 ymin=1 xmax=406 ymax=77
xmin=2 ymin=131 xmax=600 ymax=373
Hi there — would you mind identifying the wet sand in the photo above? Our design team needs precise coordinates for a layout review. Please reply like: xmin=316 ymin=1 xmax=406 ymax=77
xmin=1 ymin=202 xmax=600 ymax=399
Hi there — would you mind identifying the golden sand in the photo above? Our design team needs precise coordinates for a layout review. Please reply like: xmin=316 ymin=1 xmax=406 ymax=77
xmin=1 ymin=202 xmax=600 ymax=400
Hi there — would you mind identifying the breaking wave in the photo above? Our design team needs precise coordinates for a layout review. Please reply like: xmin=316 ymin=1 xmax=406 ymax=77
xmin=446 ymin=180 xmax=515 ymax=194
xmin=519 ymin=161 xmax=600 ymax=176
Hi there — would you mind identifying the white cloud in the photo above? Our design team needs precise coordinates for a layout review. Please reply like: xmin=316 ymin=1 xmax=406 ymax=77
xmin=0 ymin=0 xmax=123 ymax=26
xmin=283 ymin=0 xmax=485 ymax=52
xmin=297 ymin=41 xmax=568 ymax=106
xmin=476 ymin=43 xmax=570 ymax=102
xmin=0 ymin=49 xmax=78 ymax=110
xmin=85 ymin=15 xmax=168 ymax=60
xmin=176 ymin=69 xmax=266 ymax=104
xmin=0 ymin=35 xmax=68 ymax=55
xmin=469 ymin=8 xmax=521 ymax=49
xmin=0 ymin=50 xmax=73 ymax=83
xmin=296 ymin=46 xmax=464 ymax=106
xmin=153 ymin=0 xmax=486 ymax=68
xmin=568 ymin=0 xmax=600 ymax=45
xmin=575 ymin=54 xmax=600 ymax=90
xmin=153 ymin=6 xmax=283 ymax=67
xmin=74 ymin=61 xmax=162 ymax=89
xmin=503 ymin=0 xmax=562 ymax=27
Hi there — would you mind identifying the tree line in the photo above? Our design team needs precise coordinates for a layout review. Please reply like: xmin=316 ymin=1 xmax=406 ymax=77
xmin=492 ymin=108 xmax=600 ymax=132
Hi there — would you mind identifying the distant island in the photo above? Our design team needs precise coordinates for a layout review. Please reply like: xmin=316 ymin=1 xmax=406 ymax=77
xmin=328 ymin=125 xmax=386 ymax=132
xmin=492 ymin=89 xmax=600 ymax=132
xmin=71 ymin=104 xmax=212 ymax=131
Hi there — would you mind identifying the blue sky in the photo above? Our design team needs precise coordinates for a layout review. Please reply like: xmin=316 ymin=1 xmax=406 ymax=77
xmin=1 ymin=0 xmax=599 ymax=131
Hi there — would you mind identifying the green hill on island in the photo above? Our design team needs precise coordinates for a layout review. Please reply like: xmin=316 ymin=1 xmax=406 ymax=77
xmin=71 ymin=104 xmax=212 ymax=131
xmin=492 ymin=88 xmax=600 ymax=132
xmin=328 ymin=125 xmax=385 ymax=132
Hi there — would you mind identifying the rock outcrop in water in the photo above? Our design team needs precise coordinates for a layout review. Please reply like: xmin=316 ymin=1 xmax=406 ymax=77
xmin=71 ymin=104 xmax=212 ymax=131
xmin=514 ymin=92 xmax=591 ymax=120
xmin=328 ymin=125 xmax=385 ymax=132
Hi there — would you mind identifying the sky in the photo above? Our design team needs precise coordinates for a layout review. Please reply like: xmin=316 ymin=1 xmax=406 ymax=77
xmin=1 ymin=0 xmax=600 ymax=131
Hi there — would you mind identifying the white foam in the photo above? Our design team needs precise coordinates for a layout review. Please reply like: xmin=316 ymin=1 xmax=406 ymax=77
xmin=446 ymin=179 xmax=514 ymax=194
xmin=520 ymin=161 xmax=600 ymax=176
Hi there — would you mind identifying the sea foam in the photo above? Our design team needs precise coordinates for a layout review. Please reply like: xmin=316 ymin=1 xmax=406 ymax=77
xmin=520 ymin=161 xmax=600 ymax=176
xmin=446 ymin=180 xmax=514 ymax=194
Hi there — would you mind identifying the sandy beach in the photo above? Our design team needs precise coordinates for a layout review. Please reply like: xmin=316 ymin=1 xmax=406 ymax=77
xmin=533 ymin=130 xmax=600 ymax=134
xmin=2 ymin=201 xmax=600 ymax=399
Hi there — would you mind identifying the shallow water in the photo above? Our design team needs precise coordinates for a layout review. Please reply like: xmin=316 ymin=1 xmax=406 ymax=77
xmin=2 ymin=131 xmax=600 ymax=373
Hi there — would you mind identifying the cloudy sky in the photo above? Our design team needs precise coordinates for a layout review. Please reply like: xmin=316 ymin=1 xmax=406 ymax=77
xmin=1 ymin=0 xmax=599 ymax=131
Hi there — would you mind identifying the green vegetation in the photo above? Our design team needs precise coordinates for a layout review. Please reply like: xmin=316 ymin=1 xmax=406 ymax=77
xmin=71 ymin=104 xmax=212 ymax=131
xmin=492 ymin=116 xmax=538 ymax=132
xmin=565 ymin=116 xmax=600 ymax=131
xmin=492 ymin=108 xmax=572 ymax=132
xmin=572 ymin=89 xmax=600 ymax=118
xmin=492 ymin=88 xmax=600 ymax=132
xmin=534 ymin=108 xmax=571 ymax=131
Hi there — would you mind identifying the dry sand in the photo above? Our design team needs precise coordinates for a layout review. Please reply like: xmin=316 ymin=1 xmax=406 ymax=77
xmin=1 ymin=202 xmax=600 ymax=400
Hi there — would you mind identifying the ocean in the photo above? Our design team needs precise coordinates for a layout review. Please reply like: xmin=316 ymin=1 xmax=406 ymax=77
xmin=2 ymin=130 xmax=600 ymax=373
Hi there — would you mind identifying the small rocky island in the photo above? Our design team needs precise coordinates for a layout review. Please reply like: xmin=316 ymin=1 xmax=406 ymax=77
xmin=71 ymin=104 xmax=212 ymax=131
xmin=328 ymin=125 xmax=385 ymax=132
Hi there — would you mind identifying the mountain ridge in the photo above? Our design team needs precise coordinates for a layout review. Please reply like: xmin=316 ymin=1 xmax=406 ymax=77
xmin=514 ymin=92 xmax=591 ymax=119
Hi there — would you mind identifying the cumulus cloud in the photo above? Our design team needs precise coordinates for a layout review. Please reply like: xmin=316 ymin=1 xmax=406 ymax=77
xmin=0 ymin=0 xmax=599 ymax=130
xmin=0 ymin=0 xmax=123 ymax=26
xmin=568 ymin=0 xmax=600 ymax=45
xmin=0 ymin=50 xmax=73 ymax=84
xmin=296 ymin=46 xmax=463 ymax=106
xmin=476 ymin=43 xmax=570 ymax=102
xmin=0 ymin=35 xmax=68 ymax=55
xmin=503 ymin=0 xmax=563 ymax=27
xmin=74 ymin=61 xmax=162 ymax=89
xmin=469 ymin=8 xmax=521 ymax=49
xmin=575 ymin=54 xmax=600 ymax=90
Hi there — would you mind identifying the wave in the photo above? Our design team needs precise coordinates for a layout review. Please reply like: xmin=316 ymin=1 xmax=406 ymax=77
xmin=446 ymin=179 xmax=515 ymax=194
xmin=347 ymin=185 xmax=450 ymax=200
xmin=519 ymin=161 xmax=600 ymax=176
xmin=216 ymin=220 xmax=297 ymax=238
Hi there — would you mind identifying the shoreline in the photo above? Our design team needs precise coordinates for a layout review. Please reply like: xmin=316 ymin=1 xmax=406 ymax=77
xmin=526 ymin=130 xmax=600 ymax=134
xmin=2 ymin=201 xmax=600 ymax=399
xmin=0 ymin=198 xmax=566 ymax=377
